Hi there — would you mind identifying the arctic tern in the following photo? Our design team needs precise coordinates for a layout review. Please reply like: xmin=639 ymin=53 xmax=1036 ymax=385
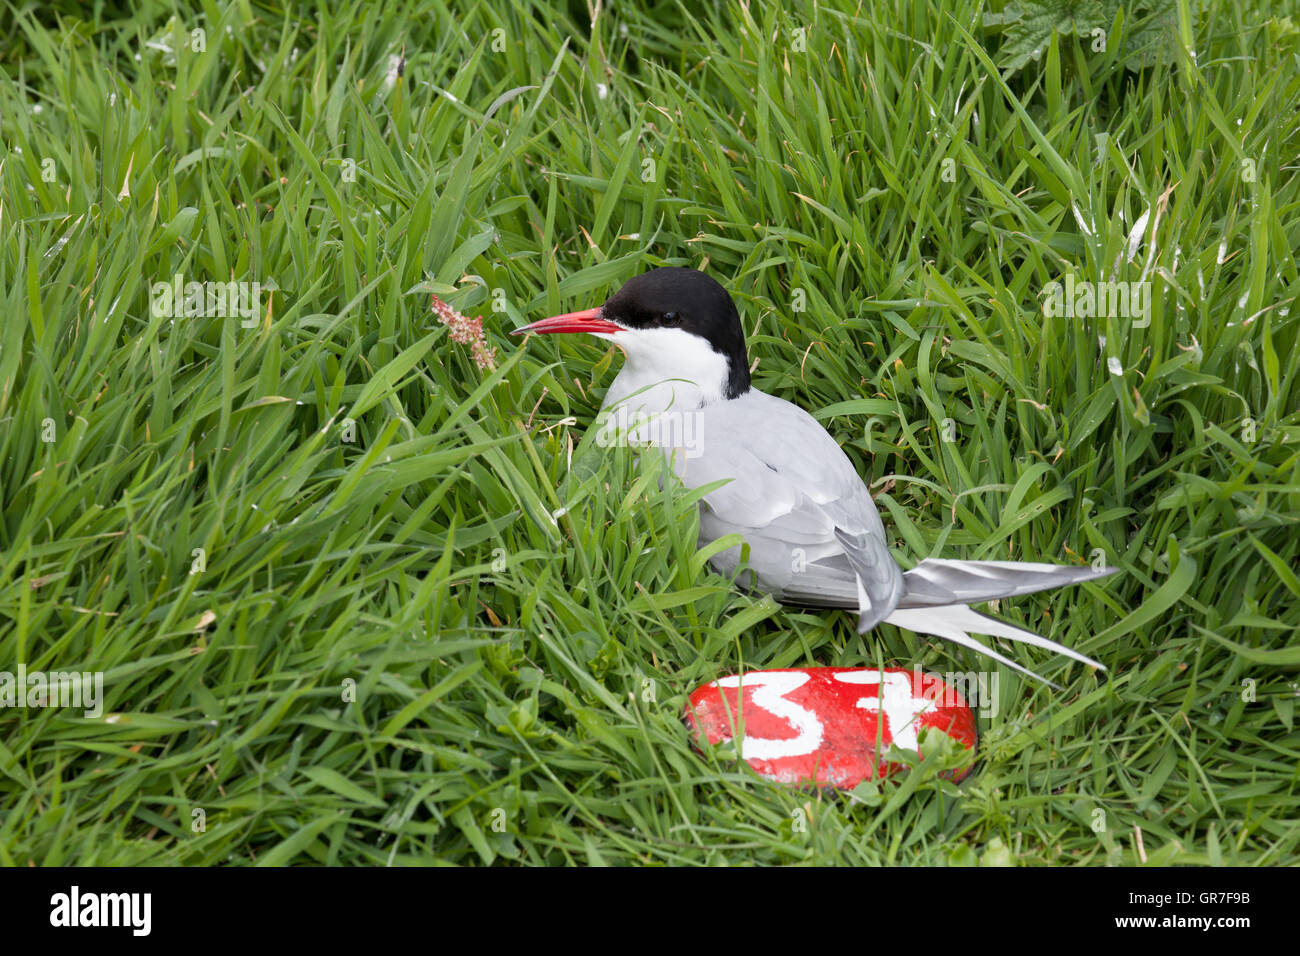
xmin=514 ymin=267 xmax=1116 ymax=685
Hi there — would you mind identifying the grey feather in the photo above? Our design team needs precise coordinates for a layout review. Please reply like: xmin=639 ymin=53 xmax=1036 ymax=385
xmin=886 ymin=606 xmax=1067 ymax=688
xmin=886 ymin=603 xmax=1105 ymax=686
xmin=612 ymin=385 xmax=1113 ymax=683
xmin=898 ymin=559 xmax=1119 ymax=608
xmin=660 ymin=390 xmax=904 ymax=626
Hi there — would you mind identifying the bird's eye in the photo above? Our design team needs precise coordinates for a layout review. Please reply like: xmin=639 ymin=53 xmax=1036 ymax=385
xmin=661 ymin=311 xmax=679 ymax=325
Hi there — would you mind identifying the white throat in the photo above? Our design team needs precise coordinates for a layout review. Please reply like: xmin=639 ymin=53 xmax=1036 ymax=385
xmin=598 ymin=327 xmax=731 ymax=417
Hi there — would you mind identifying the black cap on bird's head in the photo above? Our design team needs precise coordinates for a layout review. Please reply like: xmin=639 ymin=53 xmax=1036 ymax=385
xmin=513 ymin=267 xmax=751 ymax=399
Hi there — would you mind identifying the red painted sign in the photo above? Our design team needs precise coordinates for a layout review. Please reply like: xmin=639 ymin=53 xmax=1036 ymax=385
xmin=685 ymin=667 xmax=978 ymax=787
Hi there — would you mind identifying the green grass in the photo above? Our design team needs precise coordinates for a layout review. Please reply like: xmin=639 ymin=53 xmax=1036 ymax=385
xmin=2 ymin=0 xmax=1298 ymax=865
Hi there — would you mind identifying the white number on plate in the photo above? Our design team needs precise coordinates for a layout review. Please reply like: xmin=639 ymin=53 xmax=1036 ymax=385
xmin=834 ymin=670 xmax=935 ymax=750
xmin=715 ymin=672 xmax=822 ymax=760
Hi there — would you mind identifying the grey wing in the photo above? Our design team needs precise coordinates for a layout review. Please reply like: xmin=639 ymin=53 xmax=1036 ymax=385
xmin=897 ymin=559 xmax=1120 ymax=607
xmin=667 ymin=391 xmax=903 ymax=629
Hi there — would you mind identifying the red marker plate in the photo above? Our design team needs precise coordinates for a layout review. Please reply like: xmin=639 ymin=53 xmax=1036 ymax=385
xmin=685 ymin=667 xmax=978 ymax=787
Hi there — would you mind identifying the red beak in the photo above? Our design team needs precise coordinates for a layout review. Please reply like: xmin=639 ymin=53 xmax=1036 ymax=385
xmin=512 ymin=307 xmax=623 ymax=336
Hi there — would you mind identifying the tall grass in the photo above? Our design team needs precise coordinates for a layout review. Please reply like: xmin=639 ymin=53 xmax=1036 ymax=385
xmin=1 ymin=0 xmax=1297 ymax=864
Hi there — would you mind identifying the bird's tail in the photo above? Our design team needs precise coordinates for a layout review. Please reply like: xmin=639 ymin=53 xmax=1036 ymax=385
xmin=876 ymin=560 xmax=1118 ymax=687
xmin=898 ymin=559 xmax=1118 ymax=609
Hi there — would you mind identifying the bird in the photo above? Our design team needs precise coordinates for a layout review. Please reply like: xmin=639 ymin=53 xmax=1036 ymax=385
xmin=513 ymin=267 xmax=1117 ymax=685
